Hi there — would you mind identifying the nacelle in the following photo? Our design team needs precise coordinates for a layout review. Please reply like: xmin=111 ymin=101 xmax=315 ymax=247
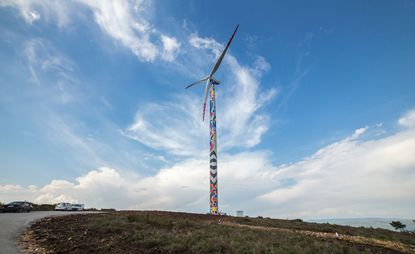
xmin=211 ymin=78 xmax=220 ymax=85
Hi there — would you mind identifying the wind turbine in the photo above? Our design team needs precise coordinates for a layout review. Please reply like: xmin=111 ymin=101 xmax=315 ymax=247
xmin=185 ymin=25 xmax=239 ymax=215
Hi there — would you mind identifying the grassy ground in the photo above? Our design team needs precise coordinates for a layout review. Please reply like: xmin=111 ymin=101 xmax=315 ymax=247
xmin=20 ymin=211 xmax=415 ymax=254
xmin=234 ymin=217 xmax=415 ymax=246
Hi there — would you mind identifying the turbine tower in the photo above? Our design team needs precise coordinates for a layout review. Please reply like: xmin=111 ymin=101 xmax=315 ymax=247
xmin=185 ymin=25 xmax=239 ymax=215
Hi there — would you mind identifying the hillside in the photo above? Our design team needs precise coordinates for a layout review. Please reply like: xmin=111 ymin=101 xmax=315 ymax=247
xmin=19 ymin=211 xmax=415 ymax=254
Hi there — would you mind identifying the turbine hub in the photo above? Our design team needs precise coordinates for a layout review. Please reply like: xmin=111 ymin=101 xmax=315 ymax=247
xmin=211 ymin=78 xmax=220 ymax=85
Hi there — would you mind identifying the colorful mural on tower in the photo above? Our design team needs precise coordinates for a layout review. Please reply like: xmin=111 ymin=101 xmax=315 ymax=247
xmin=209 ymin=83 xmax=218 ymax=215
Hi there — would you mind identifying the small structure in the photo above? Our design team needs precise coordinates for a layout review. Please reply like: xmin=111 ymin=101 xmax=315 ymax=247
xmin=236 ymin=210 xmax=243 ymax=217
xmin=55 ymin=202 xmax=85 ymax=211
xmin=55 ymin=202 xmax=71 ymax=211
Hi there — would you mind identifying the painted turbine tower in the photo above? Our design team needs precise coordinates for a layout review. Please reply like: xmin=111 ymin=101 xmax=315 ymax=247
xmin=186 ymin=25 xmax=239 ymax=215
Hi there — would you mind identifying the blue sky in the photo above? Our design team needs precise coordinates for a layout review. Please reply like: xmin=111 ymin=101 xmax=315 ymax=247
xmin=1 ymin=0 xmax=415 ymax=219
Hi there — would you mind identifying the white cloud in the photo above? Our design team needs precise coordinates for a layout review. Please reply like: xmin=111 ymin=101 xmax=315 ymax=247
xmin=77 ymin=0 xmax=158 ymax=62
xmin=161 ymin=34 xmax=181 ymax=61
xmin=398 ymin=108 xmax=415 ymax=128
xmin=258 ymin=127 xmax=415 ymax=218
xmin=0 ymin=0 xmax=72 ymax=27
xmin=80 ymin=0 xmax=181 ymax=62
xmin=2 ymin=125 xmax=415 ymax=218
xmin=253 ymin=56 xmax=271 ymax=75
xmin=189 ymin=34 xmax=221 ymax=53
xmin=349 ymin=126 xmax=368 ymax=139
xmin=25 ymin=9 xmax=40 ymax=23
xmin=221 ymin=54 xmax=276 ymax=149
xmin=124 ymin=96 xmax=206 ymax=156
xmin=0 ymin=184 xmax=24 ymax=192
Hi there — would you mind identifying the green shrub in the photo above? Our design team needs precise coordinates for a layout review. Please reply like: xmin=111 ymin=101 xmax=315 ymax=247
xmin=390 ymin=221 xmax=406 ymax=232
xmin=31 ymin=203 xmax=55 ymax=211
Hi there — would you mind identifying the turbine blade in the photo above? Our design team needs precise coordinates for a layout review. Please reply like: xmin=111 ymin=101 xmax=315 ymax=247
xmin=185 ymin=77 xmax=208 ymax=89
xmin=209 ymin=24 xmax=239 ymax=77
xmin=202 ymin=79 xmax=211 ymax=121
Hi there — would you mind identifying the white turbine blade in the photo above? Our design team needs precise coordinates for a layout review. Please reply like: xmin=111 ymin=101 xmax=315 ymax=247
xmin=209 ymin=24 xmax=239 ymax=77
xmin=185 ymin=77 xmax=208 ymax=89
xmin=202 ymin=79 xmax=211 ymax=121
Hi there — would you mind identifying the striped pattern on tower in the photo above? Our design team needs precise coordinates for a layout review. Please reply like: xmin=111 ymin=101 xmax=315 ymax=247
xmin=209 ymin=83 xmax=218 ymax=215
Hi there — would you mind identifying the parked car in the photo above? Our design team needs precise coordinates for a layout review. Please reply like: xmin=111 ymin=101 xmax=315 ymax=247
xmin=55 ymin=202 xmax=72 ymax=211
xmin=70 ymin=204 xmax=85 ymax=211
xmin=2 ymin=201 xmax=32 ymax=213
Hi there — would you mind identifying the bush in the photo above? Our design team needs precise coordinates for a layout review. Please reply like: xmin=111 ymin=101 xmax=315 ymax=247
xmin=390 ymin=221 xmax=406 ymax=232
xmin=292 ymin=219 xmax=303 ymax=222
xmin=101 ymin=208 xmax=116 ymax=212
xmin=238 ymin=217 xmax=251 ymax=223
xmin=31 ymin=203 xmax=55 ymax=211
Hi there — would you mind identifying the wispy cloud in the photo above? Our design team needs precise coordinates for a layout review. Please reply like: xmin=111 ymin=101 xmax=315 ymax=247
xmin=124 ymin=95 xmax=206 ymax=156
xmin=275 ymin=32 xmax=316 ymax=112
xmin=80 ymin=0 xmax=181 ymax=62
xmin=14 ymin=36 xmax=164 ymax=175
xmin=2 ymin=0 xmax=181 ymax=62
xmin=0 ymin=0 xmax=73 ymax=27
xmin=398 ymin=108 xmax=415 ymax=128
xmin=124 ymin=32 xmax=277 ymax=155
xmin=24 ymin=38 xmax=77 ymax=103
xmin=1 ymin=1 xmax=193 ymax=177
xmin=160 ymin=34 xmax=181 ymax=61
xmin=78 ymin=0 xmax=158 ymax=61
xmin=221 ymin=54 xmax=277 ymax=149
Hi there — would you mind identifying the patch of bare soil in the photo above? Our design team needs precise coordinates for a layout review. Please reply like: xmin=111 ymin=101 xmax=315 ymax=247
xmin=19 ymin=228 xmax=50 ymax=254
